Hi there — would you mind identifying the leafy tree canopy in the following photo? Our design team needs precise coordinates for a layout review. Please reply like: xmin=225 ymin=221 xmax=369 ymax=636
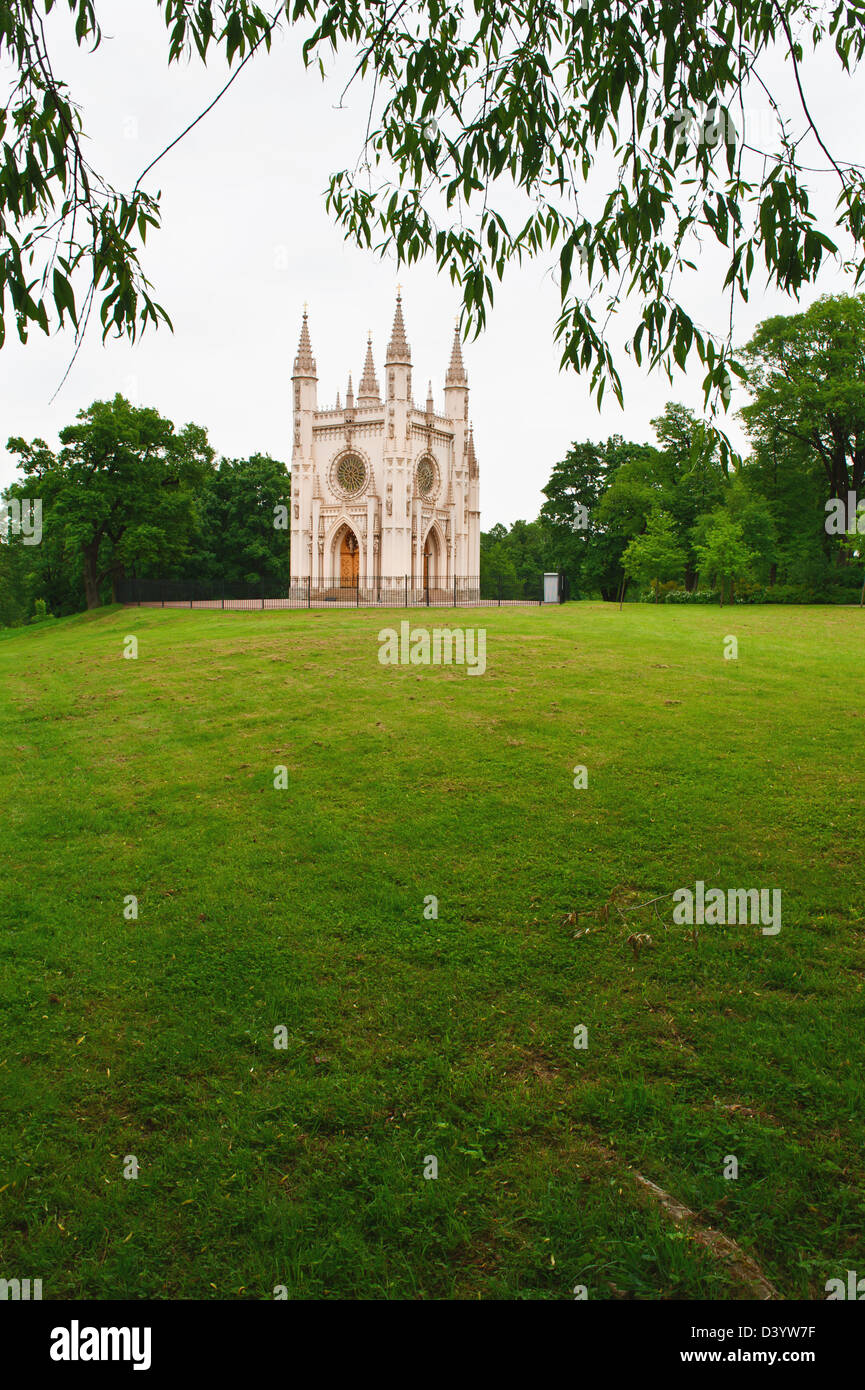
xmin=186 ymin=453 xmax=292 ymax=587
xmin=621 ymin=507 xmax=687 ymax=596
xmin=693 ymin=511 xmax=755 ymax=602
xmin=2 ymin=0 xmax=865 ymax=421
xmin=6 ymin=393 xmax=213 ymax=607
xmin=740 ymin=292 xmax=865 ymax=500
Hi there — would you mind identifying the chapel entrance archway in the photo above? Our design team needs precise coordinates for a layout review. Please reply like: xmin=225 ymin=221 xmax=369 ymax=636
xmin=336 ymin=524 xmax=360 ymax=586
xmin=423 ymin=527 xmax=442 ymax=588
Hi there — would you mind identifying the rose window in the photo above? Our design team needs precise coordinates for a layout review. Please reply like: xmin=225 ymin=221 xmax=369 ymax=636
xmin=336 ymin=455 xmax=366 ymax=495
xmin=417 ymin=458 xmax=435 ymax=497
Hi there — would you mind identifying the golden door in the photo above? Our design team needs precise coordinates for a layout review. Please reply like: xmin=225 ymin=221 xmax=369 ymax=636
xmin=340 ymin=530 xmax=359 ymax=585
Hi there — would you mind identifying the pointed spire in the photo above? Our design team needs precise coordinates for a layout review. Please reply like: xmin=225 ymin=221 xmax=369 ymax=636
xmin=293 ymin=307 xmax=317 ymax=378
xmin=467 ymin=424 xmax=478 ymax=478
xmin=336 ymin=391 xmax=341 ymax=410
xmin=445 ymin=321 xmax=467 ymax=387
xmin=358 ymin=333 xmax=380 ymax=404
xmin=386 ymin=289 xmax=412 ymax=365
xmin=426 ymin=380 xmax=434 ymax=414
xmin=346 ymin=372 xmax=354 ymax=408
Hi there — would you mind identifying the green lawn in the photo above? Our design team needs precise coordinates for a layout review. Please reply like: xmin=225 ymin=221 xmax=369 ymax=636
xmin=0 ymin=601 xmax=862 ymax=1299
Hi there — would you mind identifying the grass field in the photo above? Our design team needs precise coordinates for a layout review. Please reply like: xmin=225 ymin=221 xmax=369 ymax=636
xmin=0 ymin=601 xmax=862 ymax=1300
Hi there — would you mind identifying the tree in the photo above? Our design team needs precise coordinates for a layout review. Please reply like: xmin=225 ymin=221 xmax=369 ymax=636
xmin=740 ymin=295 xmax=865 ymax=510
xmin=592 ymin=443 xmax=665 ymax=598
xmin=650 ymin=403 xmax=729 ymax=587
xmin=693 ymin=513 xmax=755 ymax=604
xmin=621 ymin=509 xmax=687 ymax=600
xmin=6 ymin=395 xmax=213 ymax=608
xmin=716 ymin=475 xmax=779 ymax=587
xmin=178 ymin=454 xmax=291 ymax=588
xmin=0 ymin=526 xmax=29 ymax=625
xmin=479 ymin=517 xmax=556 ymax=592
xmin=739 ymin=423 xmax=829 ymax=590
xmin=3 ymin=433 xmax=99 ymax=614
xmin=539 ymin=440 xmax=605 ymax=592
xmin=2 ymin=2 xmax=863 ymax=414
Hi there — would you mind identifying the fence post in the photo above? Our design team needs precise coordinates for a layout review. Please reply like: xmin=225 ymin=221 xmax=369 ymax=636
xmin=308 ymin=575 xmax=311 ymax=609
xmin=221 ymin=579 xmax=225 ymax=611
xmin=356 ymin=575 xmax=360 ymax=607
xmin=454 ymin=576 xmax=457 ymax=609
xmin=189 ymin=588 xmax=193 ymax=610
xmin=405 ymin=575 xmax=408 ymax=608
xmin=498 ymin=578 xmax=502 ymax=608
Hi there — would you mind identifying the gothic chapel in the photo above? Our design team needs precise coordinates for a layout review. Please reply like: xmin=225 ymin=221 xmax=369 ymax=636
xmin=290 ymin=293 xmax=481 ymax=589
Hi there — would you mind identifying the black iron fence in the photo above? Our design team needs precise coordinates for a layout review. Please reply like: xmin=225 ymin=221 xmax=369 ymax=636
xmin=117 ymin=574 xmax=561 ymax=609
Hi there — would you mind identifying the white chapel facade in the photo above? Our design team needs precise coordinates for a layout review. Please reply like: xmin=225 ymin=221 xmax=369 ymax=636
xmin=290 ymin=293 xmax=481 ymax=588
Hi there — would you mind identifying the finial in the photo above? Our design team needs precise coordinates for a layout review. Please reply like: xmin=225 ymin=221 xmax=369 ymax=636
xmin=386 ymin=288 xmax=412 ymax=365
xmin=445 ymin=319 xmax=467 ymax=387
xmin=293 ymin=305 xmax=317 ymax=378
xmin=467 ymin=421 xmax=478 ymax=477
xmin=358 ymin=335 xmax=381 ymax=403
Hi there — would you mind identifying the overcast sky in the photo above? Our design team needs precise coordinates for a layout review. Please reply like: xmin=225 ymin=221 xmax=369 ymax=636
xmin=1 ymin=2 xmax=862 ymax=526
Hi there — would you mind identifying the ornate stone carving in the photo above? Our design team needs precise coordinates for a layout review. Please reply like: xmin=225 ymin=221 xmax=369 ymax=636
xmin=290 ymin=297 xmax=479 ymax=583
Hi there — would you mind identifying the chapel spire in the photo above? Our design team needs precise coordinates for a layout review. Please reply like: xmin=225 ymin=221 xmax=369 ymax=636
xmin=445 ymin=321 xmax=467 ymax=387
xmin=358 ymin=334 xmax=380 ymax=404
xmin=345 ymin=372 xmax=354 ymax=409
xmin=293 ymin=306 xmax=317 ymax=378
xmin=467 ymin=424 xmax=479 ymax=478
xmin=386 ymin=289 xmax=412 ymax=365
